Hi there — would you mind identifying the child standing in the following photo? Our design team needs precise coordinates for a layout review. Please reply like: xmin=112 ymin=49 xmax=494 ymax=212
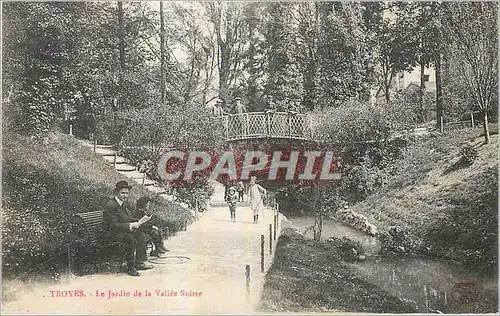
xmin=237 ymin=181 xmax=245 ymax=202
xmin=227 ymin=187 xmax=238 ymax=222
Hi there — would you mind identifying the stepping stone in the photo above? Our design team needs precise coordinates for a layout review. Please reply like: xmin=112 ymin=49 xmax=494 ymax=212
xmin=102 ymin=155 xmax=129 ymax=164
xmin=116 ymin=166 xmax=137 ymax=172
xmin=131 ymin=177 xmax=156 ymax=186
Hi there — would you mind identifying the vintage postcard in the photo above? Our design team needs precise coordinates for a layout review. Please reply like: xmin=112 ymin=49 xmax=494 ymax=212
xmin=2 ymin=1 xmax=498 ymax=314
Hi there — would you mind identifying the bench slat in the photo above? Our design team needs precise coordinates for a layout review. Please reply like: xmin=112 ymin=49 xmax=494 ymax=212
xmin=81 ymin=218 xmax=103 ymax=226
xmin=78 ymin=212 xmax=102 ymax=217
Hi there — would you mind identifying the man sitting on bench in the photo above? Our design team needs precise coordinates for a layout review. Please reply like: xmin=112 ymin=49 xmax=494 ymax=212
xmin=103 ymin=180 xmax=153 ymax=276
xmin=135 ymin=196 xmax=169 ymax=257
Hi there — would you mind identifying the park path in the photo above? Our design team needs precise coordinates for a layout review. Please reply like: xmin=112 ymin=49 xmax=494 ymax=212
xmin=2 ymin=144 xmax=283 ymax=314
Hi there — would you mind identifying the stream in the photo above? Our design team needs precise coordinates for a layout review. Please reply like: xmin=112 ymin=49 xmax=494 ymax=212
xmin=289 ymin=216 xmax=498 ymax=313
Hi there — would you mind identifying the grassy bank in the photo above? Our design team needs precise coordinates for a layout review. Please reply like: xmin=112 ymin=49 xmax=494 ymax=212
xmin=2 ymin=130 xmax=193 ymax=281
xmin=352 ymin=126 xmax=498 ymax=273
xmin=259 ymin=227 xmax=418 ymax=313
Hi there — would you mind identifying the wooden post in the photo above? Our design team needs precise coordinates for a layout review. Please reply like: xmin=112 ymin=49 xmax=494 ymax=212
xmin=245 ymin=113 xmax=249 ymax=136
xmin=260 ymin=235 xmax=264 ymax=272
xmin=267 ymin=112 xmax=271 ymax=137
xmin=93 ymin=138 xmax=97 ymax=153
xmin=224 ymin=116 xmax=229 ymax=140
xmin=166 ymin=226 xmax=170 ymax=238
xmin=289 ymin=115 xmax=292 ymax=137
xmin=440 ymin=116 xmax=444 ymax=133
xmin=273 ymin=214 xmax=277 ymax=241
xmin=269 ymin=224 xmax=272 ymax=254
xmin=113 ymin=153 xmax=117 ymax=167
xmin=184 ymin=220 xmax=187 ymax=231
xmin=142 ymin=173 xmax=146 ymax=186
xmin=245 ymin=264 xmax=250 ymax=295
xmin=276 ymin=203 xmax=279 ymax=233
xmin=470 ymin=112 xmax=474 ymax=128
xmin=69 ymin=124 xmax=73 ymax=136
xmin=245 ymin=264 xmax=250 ymax=283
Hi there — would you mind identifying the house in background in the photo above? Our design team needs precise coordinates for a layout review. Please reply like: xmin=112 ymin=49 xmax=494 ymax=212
xmin=372 ymin=66 xmax=436 ymax=117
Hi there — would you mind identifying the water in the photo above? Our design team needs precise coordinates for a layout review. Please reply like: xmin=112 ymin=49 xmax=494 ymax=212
xmin=289 ymin=216 xmax=498 ymax=313
xmin=290 ymin=216 xmax=381 ymax=254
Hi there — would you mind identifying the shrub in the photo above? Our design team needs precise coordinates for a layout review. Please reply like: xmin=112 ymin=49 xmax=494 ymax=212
xmin=459 ymin=145 xmax=479 ymax=166
xmin=2 ymin=130 xmax=193 ymax=278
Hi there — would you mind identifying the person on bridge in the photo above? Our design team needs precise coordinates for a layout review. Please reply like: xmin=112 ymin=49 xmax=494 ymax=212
xmin=249 ymin=176 xmax=267 ymax=224
xmin=135 ymin=196 xmax=169 ymax=257
xmin=102 ymin=181 xmax=153 ymax=276
xmin=227 ymin=186 xmax=239 ymax=222
xmin=214 ymin=98 xmax=225 ymax=117
xmin=233 ymin=97 xmax=247 ymax=114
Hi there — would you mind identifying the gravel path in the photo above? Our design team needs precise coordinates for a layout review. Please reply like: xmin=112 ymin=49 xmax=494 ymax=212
xmin=3 ymin=147 xmax=282 ymax=314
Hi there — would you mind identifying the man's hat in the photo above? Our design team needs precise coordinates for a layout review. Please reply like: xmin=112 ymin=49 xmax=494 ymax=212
xmin=115 ymin=180 xmax=132 ymax=190
xmin=216 ymin=98 xmax=223 ymax=103
xmin=234 ymin=97 xmax=242 ymax=101
xmin=229 ymin=186 xmax=237 ymax=192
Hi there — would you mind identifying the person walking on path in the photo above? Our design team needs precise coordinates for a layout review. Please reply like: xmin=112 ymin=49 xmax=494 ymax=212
xmin=237 ymin=180 xmax=245 ymax=202
xmin=249 ymin=176 xmax=266 ymax=224
xmin=227 ymin=186 xmax=239 ymax=222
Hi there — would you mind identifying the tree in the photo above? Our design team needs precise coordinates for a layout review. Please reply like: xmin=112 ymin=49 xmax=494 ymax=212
xmin=206 ymin=2 xmax=248 ymax=103
xmin=371 ymin=3 xmax=419 ymax=105
xmin=160 ymin=1 xmax=166 ymax=106
xmin=264 ymin=2 xmax=303 ymax=110
xmin=442 ymin=2 xmax=498 ymax=144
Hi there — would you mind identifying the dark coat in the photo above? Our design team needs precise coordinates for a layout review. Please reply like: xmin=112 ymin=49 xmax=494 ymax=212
xmin=102 ymin=198 xmax=138 ymax=238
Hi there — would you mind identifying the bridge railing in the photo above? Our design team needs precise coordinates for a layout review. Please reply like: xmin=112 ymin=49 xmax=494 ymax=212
xmin=219 ymin=111 xmax=310 ymax=141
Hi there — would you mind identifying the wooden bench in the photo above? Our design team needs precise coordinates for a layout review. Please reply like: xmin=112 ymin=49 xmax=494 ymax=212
xmin=70 ymin=210 xmax=154 ymax=274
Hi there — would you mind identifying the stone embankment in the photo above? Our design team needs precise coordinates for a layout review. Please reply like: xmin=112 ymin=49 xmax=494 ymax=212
xmin=333 ymin=208 xmax=378 ymax=236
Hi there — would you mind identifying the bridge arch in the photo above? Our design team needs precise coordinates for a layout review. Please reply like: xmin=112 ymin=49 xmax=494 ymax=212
xmin=219 ymin=111 xmax=312 ymax=142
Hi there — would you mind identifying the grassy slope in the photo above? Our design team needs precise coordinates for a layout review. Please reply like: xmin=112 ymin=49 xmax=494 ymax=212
xmin=2 ymin=130 xmax=192 ymax=278
xmin=259 ymin=227 xmax=418 ymax=313
xmin=352 ymin=126 xmax=498 ymax=272
xmin=259 ymin=126 xmax=497 ymax=312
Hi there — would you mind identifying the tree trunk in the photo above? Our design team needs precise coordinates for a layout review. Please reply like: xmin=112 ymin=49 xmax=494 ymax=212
xmin=419 ymin=59 xmax=425 ymax=122
xmin=160 ymin=1 xmax=166 ymax=106
xmin=116 ymin=1 xmax=126 ymax=144
xmin=313 ymin=186 xmax=323 ymax=242
xmin=483 ymin=110 xmax=490 ymax=144
xmin=435 ymin=52 xmax=443 ymax=129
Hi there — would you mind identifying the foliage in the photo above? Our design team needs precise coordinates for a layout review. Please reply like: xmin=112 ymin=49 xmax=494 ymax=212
xmin=277 ymin=101 xmax=409 ymax=217
xmin=2 ymin=130 xmax=193 ymax=278
xmin=441 ymin=2 xmax=498 ymax=143
xmin=458 ymin=145 xmax=479 ymax=166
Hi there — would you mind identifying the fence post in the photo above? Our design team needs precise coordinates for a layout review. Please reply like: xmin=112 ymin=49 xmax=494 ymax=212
xmin=276 ymin=203 xmax=279 ymax=233
xmin=260 ymin=235 xmax=264 ymax=273
xmin=69 ymin=124 xmax=73 ymax=136
xmin=288 ymin=115 xmax=292 ymax=137
xmin=142 ymin=172 xmax=146 ymax=186
xmin=440 ymin=116 xmax=444 ymax=133
xmin=245 ymin=264 xmax=250 ymax=295
xmin=274 ymin=214 xmax=277 ymax=241
xmin=224 ymin=116 xmax=229 ymax=140
xmin=267 ymin=112 xmax=271 ymax=137
xmin=93 ymin=138 xmax=97 ymax=153
xmin=166 ymin=226 xmax=170 ymax=238
xmin=246 ymin=113 xmax=249 ymax=136
xmin=470 ymin=112 xmax=475 ymax=128
xmin=269 ymin=224 xmax=273 ymax=254
xmin=113 ymin=153 xmax=117 ymax=168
